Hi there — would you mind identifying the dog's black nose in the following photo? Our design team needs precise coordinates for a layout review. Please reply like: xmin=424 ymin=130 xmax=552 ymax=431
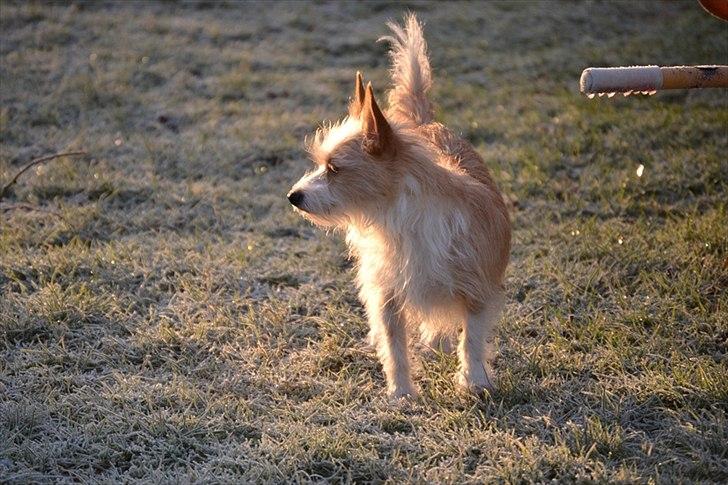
xmin=287 ymin=190 xmax=304 ymax=207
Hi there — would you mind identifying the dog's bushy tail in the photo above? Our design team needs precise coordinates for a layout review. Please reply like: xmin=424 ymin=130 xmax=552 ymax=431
xmin=380 ymin=14 xmax=434 ymax=126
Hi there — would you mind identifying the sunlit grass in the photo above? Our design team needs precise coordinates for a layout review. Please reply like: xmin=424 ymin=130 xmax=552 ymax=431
xmin=1 ymin=1 xmax=726 ymax=482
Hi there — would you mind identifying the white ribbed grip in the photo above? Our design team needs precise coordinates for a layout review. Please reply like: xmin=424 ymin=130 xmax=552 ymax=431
xmin=580 ymin=66 xmax=663 ymax=94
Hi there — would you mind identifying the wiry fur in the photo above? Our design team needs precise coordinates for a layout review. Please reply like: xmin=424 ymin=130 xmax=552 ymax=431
xmin=380 ymin=13 xmax=434 ymax=126
xmin=288 ymin=15 xmax=511 ymax=398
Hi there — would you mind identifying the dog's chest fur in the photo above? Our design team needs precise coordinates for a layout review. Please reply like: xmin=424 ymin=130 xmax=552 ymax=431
xmin=345 ymin=181 xmax=467 ymax=311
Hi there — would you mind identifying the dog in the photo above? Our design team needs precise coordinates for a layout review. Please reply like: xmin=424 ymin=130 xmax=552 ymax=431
xmin=287 ymin=14 xmax=511 ymax=398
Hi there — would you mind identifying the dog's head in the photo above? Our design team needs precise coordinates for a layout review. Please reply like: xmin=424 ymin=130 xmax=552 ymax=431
xmin=287 ymin=72 xmax=399 ymax=227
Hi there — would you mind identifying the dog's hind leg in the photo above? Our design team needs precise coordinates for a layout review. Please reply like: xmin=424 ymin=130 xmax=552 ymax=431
xmin=366 ymin=291 xmax=416 ymax=398
xmin=456 ymin=297 xmax=502 ymax=393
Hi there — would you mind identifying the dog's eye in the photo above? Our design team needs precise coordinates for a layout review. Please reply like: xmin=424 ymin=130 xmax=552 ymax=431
xmin=326 ymin=162 xmax=339 ymax=174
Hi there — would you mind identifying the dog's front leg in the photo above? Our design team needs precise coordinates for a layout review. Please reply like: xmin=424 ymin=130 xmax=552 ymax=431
xmin=365 ymin=291 xmax=416 ymax=398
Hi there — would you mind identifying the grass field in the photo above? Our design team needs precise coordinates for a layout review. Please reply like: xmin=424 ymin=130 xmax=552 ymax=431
xmin=1 ymin=1 xmax=727 ymax=483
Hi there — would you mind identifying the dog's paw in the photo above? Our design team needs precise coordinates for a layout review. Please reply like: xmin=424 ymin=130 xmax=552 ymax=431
xmin=387 ymin=384 xmax=418 ymax=401
xmin=456 ymin=369 xmax=496 ymax=396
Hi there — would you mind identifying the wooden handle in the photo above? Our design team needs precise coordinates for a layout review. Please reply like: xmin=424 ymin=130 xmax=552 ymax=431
xmin=661 ymin=66 xmax=728 ymax=89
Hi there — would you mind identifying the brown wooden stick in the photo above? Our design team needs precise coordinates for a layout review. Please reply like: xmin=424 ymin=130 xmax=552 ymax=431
xmin=0 ymin=151 xmax=87 ymax=200
xmin=661 ymin=66 xmax=728 ymax=89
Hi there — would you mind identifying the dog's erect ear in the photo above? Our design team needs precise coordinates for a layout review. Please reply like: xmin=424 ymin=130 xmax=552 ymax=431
xmin=361 ymin=82 xmax=395 ymax=156
xmin=348 ymin=71 xmax=365 ymax=117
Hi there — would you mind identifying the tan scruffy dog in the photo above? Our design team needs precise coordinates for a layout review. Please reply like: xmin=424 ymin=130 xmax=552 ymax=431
xmin=288 ymin=14 xmax=511 ymax=398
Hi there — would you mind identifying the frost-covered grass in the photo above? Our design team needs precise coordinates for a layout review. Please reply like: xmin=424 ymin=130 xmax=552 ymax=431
xmin=1 ymin=1 xmax=726 ymax=483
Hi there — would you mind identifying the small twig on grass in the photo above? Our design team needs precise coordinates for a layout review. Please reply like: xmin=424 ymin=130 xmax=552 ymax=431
xmin=0 ymin=151 xmax=87 ymax=200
